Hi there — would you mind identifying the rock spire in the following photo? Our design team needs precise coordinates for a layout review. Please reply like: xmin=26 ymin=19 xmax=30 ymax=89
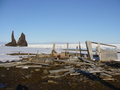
xmin=5 ymin=31 xmax=17 ymax=46
xmin=17 ymin=33 xmax=28 ymax=46
xmin=5 ymin=31 xmax=28 ymax=46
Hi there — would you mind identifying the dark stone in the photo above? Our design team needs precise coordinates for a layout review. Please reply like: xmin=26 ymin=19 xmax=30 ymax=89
xmin=17 ymin=33 xmax=28 ymax=46
xmin=5 ymin=31 xmax=17 ymax=46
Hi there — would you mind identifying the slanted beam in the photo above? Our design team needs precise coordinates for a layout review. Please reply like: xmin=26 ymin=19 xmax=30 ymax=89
xmin=86 ymin=41 xmax=93 ymax=60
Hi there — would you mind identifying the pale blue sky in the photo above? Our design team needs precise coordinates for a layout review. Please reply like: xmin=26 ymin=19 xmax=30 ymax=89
xmin=0 ymin=0 xmax=120 ymax=44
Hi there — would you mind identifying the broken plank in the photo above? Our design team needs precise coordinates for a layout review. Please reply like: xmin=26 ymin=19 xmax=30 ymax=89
xmin=0 ymin=61 xmax=31 ymax=68
xmin=49 ymin=68 xmax=74 ymax=73
xmin=70 ymin=73 xmax=80 ymax=76
xmin=101 ymin=73 xmax=112 ymax=77
xmin=89 ymin=70 xmax=103 ymax=73
xmin=30 ymin=62 xmax=49 ymax=66
xmin=16 ymin=65 xmax=42 ymax=68
xmin=54 ymin=60 xmax=94 ymax=65
xmin=62 ymin=69 xmax=76 ymax=76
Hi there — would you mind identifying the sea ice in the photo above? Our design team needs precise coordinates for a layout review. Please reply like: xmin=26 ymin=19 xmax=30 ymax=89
xmin=0 ymin=43 xmax=120 ymax=62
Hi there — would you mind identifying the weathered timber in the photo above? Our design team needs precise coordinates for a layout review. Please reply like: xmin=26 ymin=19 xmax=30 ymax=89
xmin=86 ymin=41 xmax=93 ymax=60
xmin=54 ymin=60 xmax=94 ymax=65
xmin=86 ymin=41 xmax=118 ymax=61
xmin=0 ymin=61 xmax=31 ymax=67
xmin=49 ymin=68 xmax=74 ymax=74
xmin=30 ymin=62 xmax=49 ymax=66
xmin=62 ymin=69 xmax=76 ymax=76
xmin=79 ymin=42 xmax=82 ymax=57
xmin=16 ymin=65 xmax=42 ymax=68
xmin=101 ymin=73 xmax=112 ymax=77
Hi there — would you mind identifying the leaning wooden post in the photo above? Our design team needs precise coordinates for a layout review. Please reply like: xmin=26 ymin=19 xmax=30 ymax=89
xmin=79 ymin=42 xmax=81 ymax=57
xmin=86 ymin=41 xmax=93 ymax=60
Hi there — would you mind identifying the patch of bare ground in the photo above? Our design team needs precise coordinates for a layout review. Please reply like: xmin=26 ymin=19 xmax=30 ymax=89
xmin=0 ymin=63 xmax=120 ymax=90
xmin=0 ymin=52 xmax=120 ymax=90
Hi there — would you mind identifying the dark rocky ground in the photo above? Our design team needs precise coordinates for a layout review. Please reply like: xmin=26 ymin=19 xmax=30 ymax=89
xmin=0 ymin=52 xmax=120 ymax=90
xmin=0 ymin=62 xmax=120 ymax=90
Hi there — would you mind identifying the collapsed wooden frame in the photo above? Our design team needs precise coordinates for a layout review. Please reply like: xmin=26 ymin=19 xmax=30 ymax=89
xmin=86 ymin=41 xmax=118 ymax=61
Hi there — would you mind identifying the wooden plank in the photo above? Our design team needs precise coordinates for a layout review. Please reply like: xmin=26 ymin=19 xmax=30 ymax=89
xmin=16 ymin=65 xmax=42 ymax=68
xmin=30 ymin=62 xmax=49 ymax=66
xmin=49 ymin=68 xmax=74 ymax=73
xmin=54 ymin=60 xmax=94 ymax=65
xmin=86 ymin=41 xmax=93 ymax=60
xmin=101 ymin=73 xmax=112 ymax=77
xmin=0 ymin=61 xmax=31 ymax=67
xmin=91 ymin=41 xmax=117 ymax=47
xmin=89 ymin=71 xmax=103 ymax=73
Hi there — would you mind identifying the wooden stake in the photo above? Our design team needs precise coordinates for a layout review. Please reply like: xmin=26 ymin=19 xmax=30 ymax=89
xmin=53 ymin=43 xmax=56 ymax=50
xmin=79 ymin=42 xmax=81 ymax=57
xmin=67 ymin=42 xmax=69 ymax=52
xmin=76 ymin=46 xmax=78 ymax=56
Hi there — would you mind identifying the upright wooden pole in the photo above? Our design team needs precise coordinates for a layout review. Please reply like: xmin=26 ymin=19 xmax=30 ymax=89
xmin=53 ymin=43 xmax=56 ymax=50
xmin=60 ymin=46 xmax=62 ymax=53
xmin=98 ymin=43 xmax=101 ymax=60
xmin=67 ymin=42 xmax=69 ymax=52
xmin=52 ymin=43 xmax=56 ymax=56
xmin=79 ymin=42 xmax=81 ymax=57
xmin=76 ymin=46 xmax=78 ymax=56
xmin=37 ymin=50 xmax=39 ymax=58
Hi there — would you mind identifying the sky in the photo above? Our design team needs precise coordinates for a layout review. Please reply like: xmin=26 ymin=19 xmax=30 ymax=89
xmin=0 ymin=0 xmax=120 ymax=44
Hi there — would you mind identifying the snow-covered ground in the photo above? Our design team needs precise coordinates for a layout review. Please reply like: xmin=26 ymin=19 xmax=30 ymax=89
xmin=0 ymin=43 xmax=120 ymax=62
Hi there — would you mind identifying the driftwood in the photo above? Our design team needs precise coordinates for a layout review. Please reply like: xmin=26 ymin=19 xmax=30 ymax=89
xmin=30 ymin=62 xmax=49 ymax=66
xmin=101 ymin=73 xmax=112 ymax=77
xmin=62 ymin=69 xmax=76 ymax=76
xmin=54 ymin=60 xmax=94 ymax=66
xmin=16 ymin=65 xmax=42 ymax=68
xmin=49 ymin=68 xmax=74 ymax=74
xmin=0 ymin=61 xmax=31 ymax=68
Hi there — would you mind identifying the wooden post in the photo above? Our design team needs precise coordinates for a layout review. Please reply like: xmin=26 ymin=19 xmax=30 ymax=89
xmin=60 ymin=46 xmax=62 ymax=53
xmin=37 ymin=50 xmax=39 ymax=58
xmin=53 ymin=43 xmax=56 ymax=50
xmin=86 ymin=41 xmax=93 ymax=60
xmin=79 ymin=42 xmax=81 ymax=57
xmin=97 ymin=43 xmax=101 ymax=60
xmin=115 ymin=46 xmax=117 ymax=51
xmin=76 ymin=46 xmax=78 ymax=56
xmin=52 ymin=43 xmax=56 ymax=56
xmin=67 ymin=42 xmax=69 ymax=53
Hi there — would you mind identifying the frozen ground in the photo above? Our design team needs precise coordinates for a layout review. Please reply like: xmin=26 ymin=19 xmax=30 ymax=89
xmin=0 ymin=43 xmax=120 ymax=62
